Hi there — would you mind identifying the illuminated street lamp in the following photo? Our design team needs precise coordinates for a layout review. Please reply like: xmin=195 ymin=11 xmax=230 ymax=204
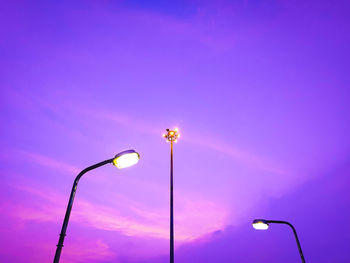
xmin=53 ymin=150 xmax=140 ymax=263
xmin=163 ymin=128 xmax=179 ymax=263
xmin=252 ymin=219 xmax=306 ymax=263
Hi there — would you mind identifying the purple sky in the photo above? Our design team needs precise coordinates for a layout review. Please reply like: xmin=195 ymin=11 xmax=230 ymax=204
xmin=1 ymin=0 xmax=350 ymax=262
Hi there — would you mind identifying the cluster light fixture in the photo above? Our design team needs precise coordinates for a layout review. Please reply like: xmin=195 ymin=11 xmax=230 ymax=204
xmin=163 ymin=128 xmax=180 ymax=143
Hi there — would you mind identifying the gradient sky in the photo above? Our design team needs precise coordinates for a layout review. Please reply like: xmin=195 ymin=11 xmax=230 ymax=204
xmin=1 ymin=0 xmax=350 ymax=262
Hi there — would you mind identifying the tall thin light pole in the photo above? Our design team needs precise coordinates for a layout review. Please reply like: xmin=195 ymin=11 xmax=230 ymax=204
xmin=163 ymin=128 xmax=179 ymax=263
xmin=170 ymin=137 xmax=174 ymax=263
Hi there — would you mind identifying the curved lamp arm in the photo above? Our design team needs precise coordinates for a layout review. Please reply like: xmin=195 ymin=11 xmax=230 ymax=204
xmin=53 ymin=158 xmax=113 ymax=263
xmin=266 ymin=220 xmax=306 ymax=263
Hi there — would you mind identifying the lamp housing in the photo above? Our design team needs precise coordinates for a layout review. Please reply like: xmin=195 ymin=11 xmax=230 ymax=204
xmin=252 ymin=219 xmax=269 ymax=230
xmin=113 ymin=149 xmax=140 ymax=169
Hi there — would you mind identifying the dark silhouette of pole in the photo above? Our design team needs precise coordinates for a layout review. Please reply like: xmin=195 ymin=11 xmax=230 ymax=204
xmin=53 ymin=159 xmax=113 ymax=263
xmin=163 ymin=128 xmax=179 ymax=263
xmin=170 ymin=139 xmax=174 ymax=263
xmin=267 ymin=220 xmax=306 ymax=263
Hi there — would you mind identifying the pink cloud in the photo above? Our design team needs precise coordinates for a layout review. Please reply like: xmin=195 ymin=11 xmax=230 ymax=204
xmin=0 ymin=222 xmax=116 ymax=263
xmin=8 ymin=183 xmax=228 ymax=243
xmin=184 ymin=131 xmax=288 ymax=175
xmin=61 ymin=239 xmax=116 ymax=263
xmin=72 ymin=107 xmax=162 ymax=136
xmin=17 ymin=150 xmax=80 ymax=175
xmin=74 ymin=106 xmax=287 ymax=175
xmin=6 ymin=87 xmax=286 ymax=177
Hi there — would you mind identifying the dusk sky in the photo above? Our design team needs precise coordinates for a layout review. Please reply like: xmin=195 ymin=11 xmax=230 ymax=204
xmin=1 ymin=0 xmax=350 ymax=262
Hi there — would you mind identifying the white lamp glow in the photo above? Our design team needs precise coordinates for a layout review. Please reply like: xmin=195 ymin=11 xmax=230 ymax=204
xmin=252 ymin=219 xmax=269 ymax=230
xmin=113 ymin=150 xmax=140 ymax=169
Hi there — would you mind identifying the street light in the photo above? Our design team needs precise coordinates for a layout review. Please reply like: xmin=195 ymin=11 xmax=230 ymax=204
xmin=163 ymin=128 xmax=179 ymax=263
xmin=53 ymin=150 xmax=140 ymax=263
xmin=113 ymin=149 xmax=140 ymax=168
xmin=252 ymin=219 xmax=306 ymax=263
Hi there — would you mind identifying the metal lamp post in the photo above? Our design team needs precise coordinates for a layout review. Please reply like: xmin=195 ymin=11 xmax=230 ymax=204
xmin=163 ymin=128 xmax=180 ymax=263
xmin=53 ymin=149 xmax=140 ymax=263
xmin=252 ymin=219 xmax=306 ymax=263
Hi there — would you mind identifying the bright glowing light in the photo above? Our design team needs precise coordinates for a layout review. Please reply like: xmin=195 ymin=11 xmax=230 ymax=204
xmin=113 ymin=150 xmax=140 ymax=169
xmin=252 ymin=219 xmax=269 ymax=230
xmin=177 ymin=134 xmax=180 ymax=138
xmin=163 ymin=128 xmax=180 ymax=142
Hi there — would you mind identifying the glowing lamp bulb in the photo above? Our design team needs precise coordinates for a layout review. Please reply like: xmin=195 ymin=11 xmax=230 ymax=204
xmin=113 ymin=150 xmax=140 ymax=169
xmin=252 ymin=219 xmax=269 ymax=230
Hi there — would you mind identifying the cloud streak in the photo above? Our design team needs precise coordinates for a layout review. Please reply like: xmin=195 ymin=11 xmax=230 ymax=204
xmin=6 ymin=87 xmax=287 ymax=177
xmin=7 ymin=182 xmax=228 ymax=243
xmin=75 ymin=106 xmax=287 ymax=175
xmin=17 ymin=150 xmax=80 ymax=175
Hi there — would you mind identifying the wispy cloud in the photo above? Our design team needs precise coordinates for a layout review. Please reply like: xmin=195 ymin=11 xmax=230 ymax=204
xmin=0 ymin=231 xmax=117 ymax=263
xmin=185 ymin=132 xmax=288 ymax=175
xmin=61 ymin=239 xmax=116 ymax=263
xmin=7 ymin=183 xmax=228 ymax=243
xmin=7 ymin=87 xmax=286 ymax=176
xmin=73 ymin=107 xmax=162 ymax=136
xmin=17 ymin=150 xmax=80 ymax=174
xmin=75 ymin=107 xmax=287 ymax=175
xmin=6 ymin=149 xmax=228 ymax=241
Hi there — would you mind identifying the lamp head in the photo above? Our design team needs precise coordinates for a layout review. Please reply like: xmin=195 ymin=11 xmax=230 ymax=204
xmin=113 ymin=149 xmax=140 ymax=169
xmin=163 ymin=128 xmax=180 ymax=142
xmin=252 ymin=219 xmax=269 ymax=230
